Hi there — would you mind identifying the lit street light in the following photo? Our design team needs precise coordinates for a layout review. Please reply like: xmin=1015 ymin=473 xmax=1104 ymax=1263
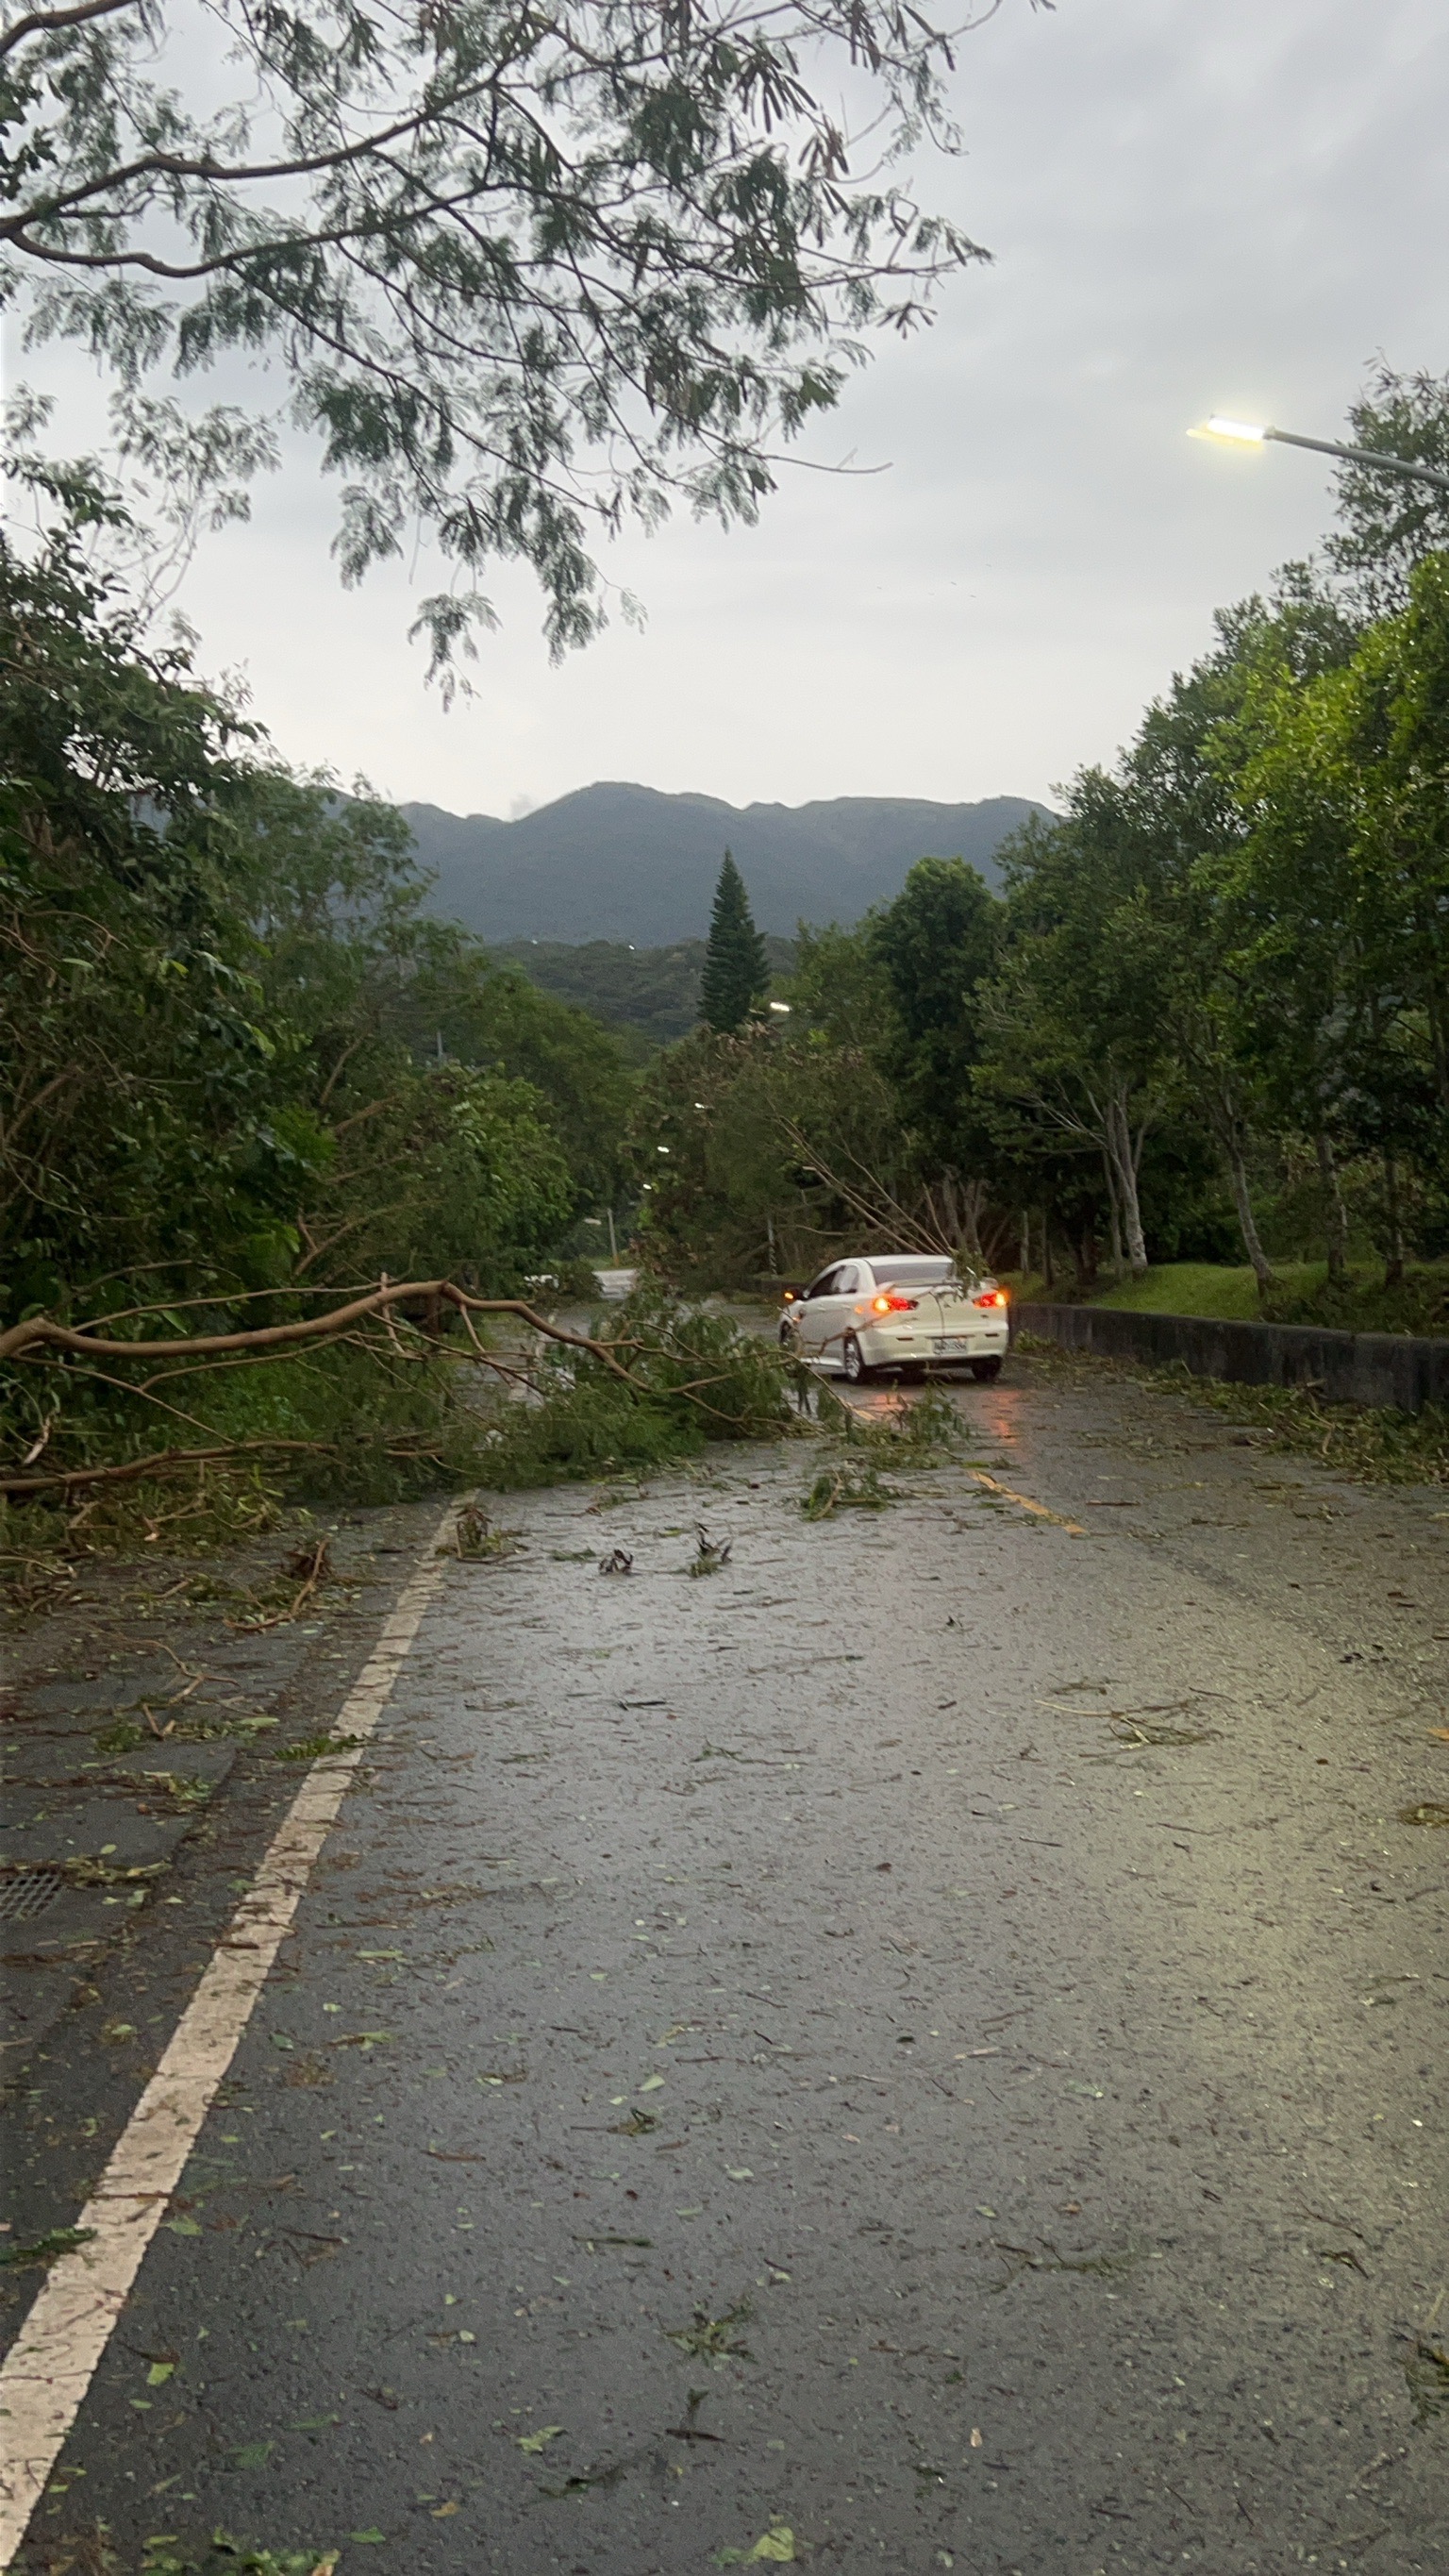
xmin=1189 ymin=413 xmax=1449 ymax=494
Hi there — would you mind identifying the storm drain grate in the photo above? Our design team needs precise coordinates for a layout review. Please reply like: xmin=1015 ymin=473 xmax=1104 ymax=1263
xmin=0 ymin=1868 xmax=67 ymax=1923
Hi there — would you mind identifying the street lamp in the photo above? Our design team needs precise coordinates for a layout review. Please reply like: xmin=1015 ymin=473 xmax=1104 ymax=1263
xmin=1189 ymin=414 xmax=1449 ymax=494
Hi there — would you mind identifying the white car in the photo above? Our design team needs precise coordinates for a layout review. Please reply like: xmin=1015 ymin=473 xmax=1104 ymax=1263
xmin=779 ymin=1253 xmax=1009 ymax=1384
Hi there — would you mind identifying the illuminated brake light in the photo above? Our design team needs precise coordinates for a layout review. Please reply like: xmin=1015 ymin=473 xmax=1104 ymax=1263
xmin=973 ymin=1289 xmax=1008 ymax=1308
xmin=872 ymin=1294 xmax=916 ymax=1313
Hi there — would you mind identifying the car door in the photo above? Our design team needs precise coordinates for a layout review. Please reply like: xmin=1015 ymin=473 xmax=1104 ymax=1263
xmin=812 ymin=1263 xmax=860 ymax=1364
xmin=798 ymin=1264 xmax=844 ymax=1355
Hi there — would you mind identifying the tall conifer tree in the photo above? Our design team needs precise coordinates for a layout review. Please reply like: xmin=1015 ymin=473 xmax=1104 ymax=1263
xmin=700 ymin=851 xmax=770 ymax=1031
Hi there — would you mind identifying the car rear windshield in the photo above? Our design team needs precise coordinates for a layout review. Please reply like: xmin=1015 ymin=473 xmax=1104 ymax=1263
xmin=871 ymin=1258 xmax=959 ymax=1284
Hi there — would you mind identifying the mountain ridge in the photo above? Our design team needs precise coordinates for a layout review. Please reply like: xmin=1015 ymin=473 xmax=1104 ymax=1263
xmin=406 ymin=780 xmax=1048 ymax=945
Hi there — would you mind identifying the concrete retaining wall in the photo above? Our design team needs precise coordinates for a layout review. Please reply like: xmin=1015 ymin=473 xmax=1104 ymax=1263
xmin=1015 ymin=1301 xmax=1449 ymax=1415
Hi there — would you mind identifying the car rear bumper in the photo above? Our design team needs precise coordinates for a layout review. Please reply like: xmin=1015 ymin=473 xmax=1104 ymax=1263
xmin=857 ymin=1321 xmax=1009 ymax=1367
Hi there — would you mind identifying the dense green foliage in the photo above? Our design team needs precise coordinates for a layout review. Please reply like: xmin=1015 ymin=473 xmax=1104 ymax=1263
xmin=0 ymin=466 xmax=639 ymax=1493
xmin=473 ymin=1286 xmax=806 ymax=1487
xmin=700 ymin=853 xmax=771 ymax=1034
xmin=497 ymin=935 xmax=796 ymax=1050
xmin=1 ymin=0 xmax=982 ymax=669
xmin=634 ymin=380 xmax=1449 ymax=1303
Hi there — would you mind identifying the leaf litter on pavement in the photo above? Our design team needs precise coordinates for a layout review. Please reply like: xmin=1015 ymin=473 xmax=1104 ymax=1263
xmin=1406 ymin=2335 xmax=1449 ymax=2423
xmin=716 ymin=2527 xmax=797 ymax=2565
xmin=799 ymin=1463 xmax=904 ymax=1520
xmin=517 ymin=2423 xmax=565 ymax=2453
xmin=142 ymin=2541 xmax=340 ymax=2576
xmin=689 ymin=1525 xmax=733 ymax=1575
xmin=988 ymin=2237 xmax=1153 ymax=2294
xmin=1039 ymin=1693 xmax=1222 ymax=1753
xmin=665 ymin=2298 xmax=755 ymax=2365
xmin=0 ymin=2224 xmax=96 ymax=2268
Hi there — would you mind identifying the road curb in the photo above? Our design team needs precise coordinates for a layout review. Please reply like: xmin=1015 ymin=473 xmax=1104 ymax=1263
xmin=1018 ymin=1299 xmax=1449 ymax=1413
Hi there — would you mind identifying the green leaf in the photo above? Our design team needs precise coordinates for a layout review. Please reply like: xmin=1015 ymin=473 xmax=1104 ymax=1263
xmin=227 ymin=2441 xmax=274 ymax=2470
xmin=0 ymin=2226 xmax=97 ymax=2269
xmin=717 ymin=2526 xmax=797 ymax=2564
xmin=517 ymin=2424 xmax=565 ymax=2454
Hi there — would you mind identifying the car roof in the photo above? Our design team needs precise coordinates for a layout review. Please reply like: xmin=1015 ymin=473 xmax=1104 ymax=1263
xmin=813 ymin=1252 xmax=958 ymax=1278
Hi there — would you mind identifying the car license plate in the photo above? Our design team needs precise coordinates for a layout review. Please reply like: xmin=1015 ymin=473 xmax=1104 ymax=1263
xmin=933 ymin=1335 xmax=969 ymax=1353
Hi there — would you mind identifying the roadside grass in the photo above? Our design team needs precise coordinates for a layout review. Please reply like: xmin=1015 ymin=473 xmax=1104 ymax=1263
xmin=1092 ymin=1261 xmax=1292 ymax=1320
xmin=1007 ymin=1258 xmax=1449 ymax=1336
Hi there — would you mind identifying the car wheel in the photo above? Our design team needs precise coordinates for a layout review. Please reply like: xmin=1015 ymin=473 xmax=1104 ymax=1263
xmin=778 ymin=1321 xmax=794 ymax=1348
xmin=971 ymin=1356 xmax=1003 ymax=1382
xmin=841 ymin=1333 xmax=873 ymax=1385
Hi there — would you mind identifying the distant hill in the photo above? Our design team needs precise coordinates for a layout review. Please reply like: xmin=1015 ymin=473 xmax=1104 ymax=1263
xmin=495 ymin=934 xmax=798 ymax=1049
xmin=406 ymin=782 xmax=1046 ymax=945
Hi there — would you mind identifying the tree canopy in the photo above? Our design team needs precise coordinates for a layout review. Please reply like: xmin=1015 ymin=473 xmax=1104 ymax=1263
xmin=631 ymin=395 xmax=1449 ymax=1314
xmin=0 ymin=460 xmax=635 ymax=1334
xmin=0 ymin=0 xmax=988 ymax=667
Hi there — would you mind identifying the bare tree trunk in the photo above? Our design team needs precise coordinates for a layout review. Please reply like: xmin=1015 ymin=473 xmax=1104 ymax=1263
xmin=1201 ymin=1075 xmax=1274 ymax=1292
xmin=1120 ymin=1164 xmax=1149 ymax=1276
xmin=941 ymin=1171 xmax=986 ymax=1266
xmin=1316 ymin=1132 xmax=1349 ymax=1283
xmin=1105 ymin=1094 xmax=1149 ymax=1276
xmin=1383 ymin=1153 xmax=1405 ymax=1290
xmin=1106 ymin=1173 xmax=1124 ymax=1280
xmin=1041 ymin=1213 xmax=1055 ymax=1293
xmin=970 ymin=1181 xmax=988 ymax=1266
xmin=1222 ymin=1137 xmax=1274 ymax=1294
xmin=1019 ymin=1209 xmax=1030 ymax=1277
xmin=1075 ymin=1226 xmax=1099 ymax=1290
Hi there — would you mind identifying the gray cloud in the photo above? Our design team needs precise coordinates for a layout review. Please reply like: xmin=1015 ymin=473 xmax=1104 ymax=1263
xmin=26 ymin=0 xmax=1449 ymax=819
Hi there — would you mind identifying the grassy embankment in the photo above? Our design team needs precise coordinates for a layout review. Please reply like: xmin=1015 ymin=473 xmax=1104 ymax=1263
xmin=1007 ymin=1260 xmax=1449 ymax=1338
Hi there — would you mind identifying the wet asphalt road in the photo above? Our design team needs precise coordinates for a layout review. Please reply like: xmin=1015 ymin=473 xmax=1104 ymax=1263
xmin=7 ymin=1352 xmax=1448 ymax=2574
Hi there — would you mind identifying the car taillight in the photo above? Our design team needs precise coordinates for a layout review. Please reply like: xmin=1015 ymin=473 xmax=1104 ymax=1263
xmin=973 ymin=1288 xmax=1008 ymax=1308
xmin=871 ymin=1294 xmax=917 ymax=1313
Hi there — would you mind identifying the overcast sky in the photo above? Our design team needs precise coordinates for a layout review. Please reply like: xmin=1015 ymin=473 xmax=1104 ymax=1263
xmin=24 ymin=0 xmax=1449 ymax=819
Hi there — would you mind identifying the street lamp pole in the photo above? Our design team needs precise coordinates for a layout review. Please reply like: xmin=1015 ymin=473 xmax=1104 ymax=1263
xmin=1189 ymin=415 xmax=1449 ymax=495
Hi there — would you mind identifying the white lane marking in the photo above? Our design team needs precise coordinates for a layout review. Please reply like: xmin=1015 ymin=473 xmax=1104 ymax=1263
xmin=0 ymin=1500 xmax=461 ymax=2566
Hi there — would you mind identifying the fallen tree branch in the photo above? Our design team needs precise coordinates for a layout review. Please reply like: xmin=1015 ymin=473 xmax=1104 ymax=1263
xmin=0 ymin=1280 xmax=641 ymax=1383
xmin=0 ymin=1279 xmax=785 ymax=1491
xmin=0 ymin=1438 xmax=334 ymax=1497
